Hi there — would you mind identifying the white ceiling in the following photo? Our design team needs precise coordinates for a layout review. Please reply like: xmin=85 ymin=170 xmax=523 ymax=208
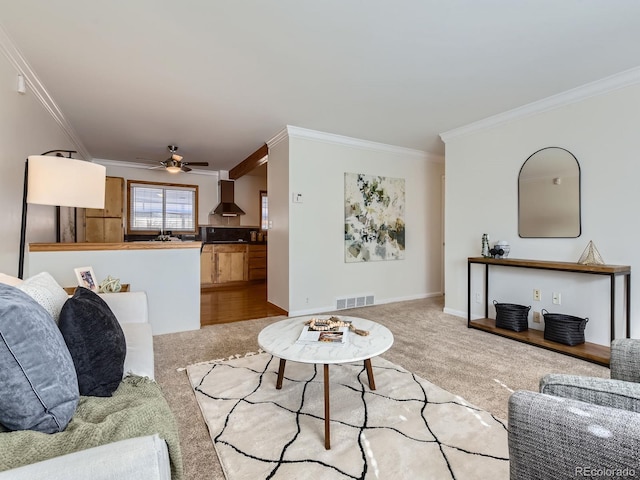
xmin=1 ymin=1 xmax=640 ymax=171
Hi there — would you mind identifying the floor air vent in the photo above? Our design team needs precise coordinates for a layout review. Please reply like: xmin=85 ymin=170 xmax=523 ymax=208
xmin=336 ymin=294 xmax=375 ymax=310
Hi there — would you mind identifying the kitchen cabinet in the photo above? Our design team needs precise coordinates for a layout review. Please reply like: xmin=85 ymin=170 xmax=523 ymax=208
xmin=200 ymin=244 xmax=214 ymax=285
xmin=248 ymin=244 xmax=267 ymax=280
xmin=215 ymin=244 xmax=248 ymax=283
xmin=85 ymin=176 xmax=124 ymax=242
xmin=201 ymin=243 xmax=251 ymax=286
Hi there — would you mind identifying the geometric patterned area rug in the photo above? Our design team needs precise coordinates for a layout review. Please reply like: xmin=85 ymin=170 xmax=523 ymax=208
xmin=186 ymin=353 xmax=509 ymax=480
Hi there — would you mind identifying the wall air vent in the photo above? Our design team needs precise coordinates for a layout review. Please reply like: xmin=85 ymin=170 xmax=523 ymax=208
xmin=335 ymin=294 xmax=375 ymax=310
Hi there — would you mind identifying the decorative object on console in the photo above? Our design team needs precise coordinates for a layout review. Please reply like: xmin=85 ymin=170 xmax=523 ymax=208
xmin=0 ymin=284 xmax=79 ymax=433
xmin=74 ymin=266 xmax=97 ymax=292
xmin=578 ymin=240 xmax=605 ymax=265
xmin=481 ymin=233 xmax=490 ymax=257
xmin=58 ymin=287 xmax=126 ymax=397
xmin=344 ymin=172 xmax=405 ymax=262
xmin=542 ymin=309 xmax=588 ymax=346
xmin=490 ymin=240 xmax=510 ymax=259
xmin=98 ymin=275 xmax=122 ymax=293
xmin=18 ymin=151 xmax=106 ymax=278
xmin=494 ymin=300 xmax=530 ymax=332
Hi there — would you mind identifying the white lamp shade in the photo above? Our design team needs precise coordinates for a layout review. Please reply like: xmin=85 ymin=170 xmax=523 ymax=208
xmin=27 ymin=155 xmax=106 ymax=209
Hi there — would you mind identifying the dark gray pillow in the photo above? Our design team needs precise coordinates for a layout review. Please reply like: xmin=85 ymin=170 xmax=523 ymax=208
xmin=0 ymin=284 xmax=79 ymax=433
xmin=58 ymin=287 xmax=126 ymax=397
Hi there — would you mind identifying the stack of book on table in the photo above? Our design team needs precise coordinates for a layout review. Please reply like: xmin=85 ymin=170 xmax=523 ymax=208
xmin=296 ymin=319 xmax=350 ymax=345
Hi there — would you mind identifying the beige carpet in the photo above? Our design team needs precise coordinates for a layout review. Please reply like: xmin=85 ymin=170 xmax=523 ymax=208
xmin=153 ymin=296 xmax=609 ymax=480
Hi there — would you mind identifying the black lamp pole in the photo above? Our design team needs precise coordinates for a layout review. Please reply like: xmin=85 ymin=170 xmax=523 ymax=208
xmin=17 ymin=150 xmax=77 ymax=279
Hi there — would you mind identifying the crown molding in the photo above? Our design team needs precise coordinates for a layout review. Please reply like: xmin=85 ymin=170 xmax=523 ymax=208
xmin=94 ymin=158 xmax=218 ymax=176
xmin=268 ymin=125 xmax=442 ymax=163
xmin=0 ymin=24 xmax=92 ymax=161
xmin=266 ymin=127 xmax=289 ymax=148
xmin=440 ymin=66 xmax=640 ymax=143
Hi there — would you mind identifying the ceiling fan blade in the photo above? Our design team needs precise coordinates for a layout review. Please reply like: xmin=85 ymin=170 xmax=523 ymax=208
xmin=181 ymin=165 xmax=192 ymax=172
xmin=185 ymin=162 xmax=209 ymax=166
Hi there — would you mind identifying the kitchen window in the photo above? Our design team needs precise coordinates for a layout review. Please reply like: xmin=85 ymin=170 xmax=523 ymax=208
xmin=128 ymin=180 xmax=198 ymax=234
xmin=260 ymin=190 xmax=268 ymax=231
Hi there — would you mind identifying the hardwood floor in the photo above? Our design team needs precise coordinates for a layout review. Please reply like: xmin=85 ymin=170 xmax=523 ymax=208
xmin=200 ymin=282 xmax=287 ymax=327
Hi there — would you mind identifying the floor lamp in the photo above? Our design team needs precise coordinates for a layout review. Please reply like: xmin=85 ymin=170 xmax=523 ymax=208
xmin=18 ymin=150 xmax=106 ymax=279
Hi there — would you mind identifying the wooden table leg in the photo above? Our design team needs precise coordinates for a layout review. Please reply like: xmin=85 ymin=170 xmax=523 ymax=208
xmin=324 ymin=364 xmax=331 ymax=450
xmin=276 ymin=358 xmax=286 ymax=389
xmin=364 ymin=358 xmax=376 ymax=390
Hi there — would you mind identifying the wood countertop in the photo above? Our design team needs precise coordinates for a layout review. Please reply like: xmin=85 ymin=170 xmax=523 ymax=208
xmin=29 ymin=242 xmax=202 ymax=252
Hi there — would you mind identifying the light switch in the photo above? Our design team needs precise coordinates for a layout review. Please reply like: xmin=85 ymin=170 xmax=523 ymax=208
xmin=292 ymin=192 xmax=303 ymax=203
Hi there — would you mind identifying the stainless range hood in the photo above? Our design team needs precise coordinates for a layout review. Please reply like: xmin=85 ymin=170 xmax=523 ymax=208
xmin=211 ymin=180 xmax=245 ymax=216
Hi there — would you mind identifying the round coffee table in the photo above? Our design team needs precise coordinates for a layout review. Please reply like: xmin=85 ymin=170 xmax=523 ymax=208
xmin=258 ymin=315 xmax=394 ymax=449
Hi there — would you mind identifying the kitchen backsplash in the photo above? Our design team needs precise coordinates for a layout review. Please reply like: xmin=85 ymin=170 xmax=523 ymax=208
xmin=200 ymin=226 xmax=264 ymax=243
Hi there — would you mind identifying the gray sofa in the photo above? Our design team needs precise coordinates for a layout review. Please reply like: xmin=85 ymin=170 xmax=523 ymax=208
xmin=508 ymin=339 xmax=640 ymax=479
xmin=0 ymin=288 xmax=182 ymax=480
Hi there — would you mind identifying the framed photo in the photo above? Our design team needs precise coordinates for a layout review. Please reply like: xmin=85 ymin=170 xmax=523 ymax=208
xmin=74 ymin=266 xmax=98 ymax=292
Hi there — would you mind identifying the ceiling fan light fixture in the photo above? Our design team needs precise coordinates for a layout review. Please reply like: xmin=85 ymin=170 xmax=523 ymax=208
xmin=166 ymin=165 xmax=181 ymax=173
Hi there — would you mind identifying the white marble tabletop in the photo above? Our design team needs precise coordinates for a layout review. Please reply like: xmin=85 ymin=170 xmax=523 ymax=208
xmin=258 ymin=315 xmax=394 ymax=364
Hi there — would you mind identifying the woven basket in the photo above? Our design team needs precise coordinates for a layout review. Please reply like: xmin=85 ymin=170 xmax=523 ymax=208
xmin=494 ymin=301 xmax=530 ymax=332
xmin=542 ymin=309 xmax=589 ymax=346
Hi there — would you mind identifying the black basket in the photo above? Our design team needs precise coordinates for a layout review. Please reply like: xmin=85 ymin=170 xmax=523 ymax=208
xmin=542 ymin=309 xmax=589 ymax=346
xmin=494 ymin=301 xmax=530 ymax=332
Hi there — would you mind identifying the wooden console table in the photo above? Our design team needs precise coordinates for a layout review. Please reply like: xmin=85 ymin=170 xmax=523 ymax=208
xmin=467 ymin=257 xmax=631 ymax=366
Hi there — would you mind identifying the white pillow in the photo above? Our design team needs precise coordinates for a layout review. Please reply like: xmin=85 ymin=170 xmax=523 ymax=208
xmin=17 ymin=272 xmax=68 ymax=323
xmin=0 ymin=273 xmax=23 ymax=287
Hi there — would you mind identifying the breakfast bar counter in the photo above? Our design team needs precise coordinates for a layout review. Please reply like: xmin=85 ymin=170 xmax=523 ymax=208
xmin=29 ymin=241 xmax=202 ymax=252
xmin=27 ymin=242 xmax=201 ymax=335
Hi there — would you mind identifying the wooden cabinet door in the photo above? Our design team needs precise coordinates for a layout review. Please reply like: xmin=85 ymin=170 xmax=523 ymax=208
xmin=248 ymin=245 xmax=267 ymax=280
xmin=216 ymin=251 xmax=247 ymax=283
xmin=103 ymin=217 xmax=123 ymax=242
xmin=86 ymin=176 xmax=123 ymax=217
xmin=200 ymin=245 xmax=214 ymax=285
xmin=85 ymin=176 xmax=124 ymax=242
xmin=85 ymin=217 xmax=105 ymax=242
xmin=103 ymin=177 xmax=124 ymax=217
xmin=85 ymin=217 xmax=123 ymax=242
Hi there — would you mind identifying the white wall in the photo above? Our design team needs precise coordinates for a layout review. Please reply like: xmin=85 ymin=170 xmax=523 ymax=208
xmin=235 ymin=173 xmax=267 ymax=227
xmin=443 ymin=83 xmax=640 ymax=345
xmin=271 ymin=127 xmax=444 ymax=316
xmin=0 ymin=52 xmax=82 ymax=276
xmin=266 ymin=133 xmax=290 ymax=311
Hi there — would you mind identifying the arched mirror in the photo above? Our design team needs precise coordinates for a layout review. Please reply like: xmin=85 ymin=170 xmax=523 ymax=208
xmin=518 ymin=147 xmax=581 ymax=238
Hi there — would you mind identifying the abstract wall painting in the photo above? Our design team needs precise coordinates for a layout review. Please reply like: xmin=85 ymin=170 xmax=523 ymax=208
xmin=344 ymin=172 xmax=405 ymax=262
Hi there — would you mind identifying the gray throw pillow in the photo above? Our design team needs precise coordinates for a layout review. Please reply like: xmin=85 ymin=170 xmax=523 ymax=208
xmin=0 ymin=284 xmax=79 ymax=433
xmin=58 ymin=287 xmax=126 ymax=397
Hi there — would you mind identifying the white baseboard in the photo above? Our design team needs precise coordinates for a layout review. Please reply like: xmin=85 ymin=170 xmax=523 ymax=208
xmin=443 ymin=307 xmax=485 ymax=321
xmin=289 ymin=291 xmax=443 ymax=318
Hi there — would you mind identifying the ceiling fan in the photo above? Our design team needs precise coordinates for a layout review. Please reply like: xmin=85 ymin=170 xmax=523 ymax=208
xmin=156 ymin=145 xmax=209 ymax=173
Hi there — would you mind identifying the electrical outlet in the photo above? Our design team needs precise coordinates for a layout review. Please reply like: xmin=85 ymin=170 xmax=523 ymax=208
xmin=475 ymin=292 xmax=482 ymax=303
xmin=552 ymin=292 xmax=561 ymax=305
xmin=533 ymin=311 xmax=541 ymax=323
xmin=533 ymin=289 xmax=541 ymax=301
